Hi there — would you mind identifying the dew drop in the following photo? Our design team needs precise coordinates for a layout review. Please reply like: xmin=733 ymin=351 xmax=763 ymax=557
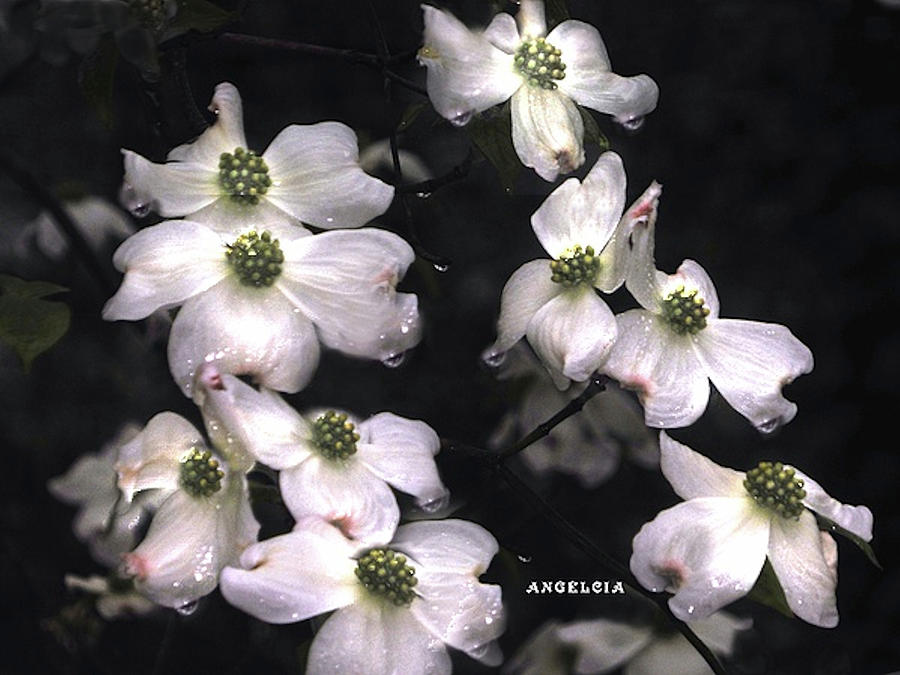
xmin=757 ymin=418 xmax=782 ymax=435
xmin=432 ymin=262 xmax=450 ymax=273
xmin=468 ymin=643 xmax=491 ymax=659
xmin=381 ymin=352 xmax=407 ymax=368
xmin=517 ymin=554 xmax=532 ymax=564
xmin=415 ymin=191 xmax=432 ymax=199
xmin=480 ymin=346 xmax=507 ymax=369
xmin=420 ymin=492 xmax=451 ymax=514
xmin=450 ymin=111 xmax=474 ymax=127
xmin=119 ymin=183 xmax=151 ymax=217
xmin=176 ymin=600 xmax=199 ymax=616
xmin=617 ymin=115 xmax=646 ymax=133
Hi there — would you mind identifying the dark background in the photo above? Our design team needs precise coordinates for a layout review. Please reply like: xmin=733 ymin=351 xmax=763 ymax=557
xmin=1 ymin=0 xmax=898 ymax=673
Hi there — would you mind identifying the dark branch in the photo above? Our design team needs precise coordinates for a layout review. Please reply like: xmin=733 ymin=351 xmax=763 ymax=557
xmin=397 ymin=152 xmax=475 ymax=195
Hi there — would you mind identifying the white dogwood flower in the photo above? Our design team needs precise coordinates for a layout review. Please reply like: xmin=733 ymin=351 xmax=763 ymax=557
xmin=506 ymin=611 xmax=749 ymax=675
xmin=602 ymin=200 xmax=814 ymax=430
xmin=484 ymin=153 xmax=660 ymax=387
xmin=102 ymin=218 xmax=421 ymax=397
xmin=490 ymin=345 xmax=657 ymax=487
xmin=121 ymin=82 xmax=394 ymax=231
xmin=64 ymin=574 xmax=157 ymax=621
xmin=630 ymin=433 xmax=875 ymax=627
xmin=220 ymin=517 xmax=505 ymax=674
xmin=47 ymin=423 xmax=155 ymax=567
xmin=194 ymin=370 xmax=449 ymax=547
xmin=418 ymin=0 xmax=658 ymax=181
xmin=114 ymin=411 xmax=259 ymax=610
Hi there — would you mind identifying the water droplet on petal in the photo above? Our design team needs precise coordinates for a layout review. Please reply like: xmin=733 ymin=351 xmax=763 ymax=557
xmin=119 ymin=183 xmax=151 ymax=217
xmin=450 ymin=111 xmax=474 ymax=127
xmin=433 ymin=262 xmax=450 ymax=273
xmin=756 ymin=418 xmax=782 ymax=435
xmin=176 ymin=600 xmax=199 ymax=616
xmin=617 ymin=115 xmax=646 ymax=133
xmin=480 ymin=346 xmax=507 ymax=369
xmin=468 ymin=643 xmax=491 ymax=660
xmin=381 ymin=352 xmax=406 ymax=368
xmin=419 ymin=491 xmax=450 ymax=514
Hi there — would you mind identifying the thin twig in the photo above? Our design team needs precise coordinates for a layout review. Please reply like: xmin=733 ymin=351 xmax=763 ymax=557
xmin=496 ymin=463 xmax=729 ymax=675
xmin=0 ymin=153 xmax=118 ymax=298
xmin=397 ymin=152 xmax=475 ymax=195
xmin=215 ymin=33 xmax=427 ymax=96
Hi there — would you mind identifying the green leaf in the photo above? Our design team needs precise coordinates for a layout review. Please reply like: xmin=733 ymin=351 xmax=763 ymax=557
xmin=397 ymin=101 xmax=427 ymax=132
xmin=0 ymin=275 xmax=71 ymax=373
xmin=79 ymin=34 xmax=119 ymax=129
xmin=814 ymin=513 xmax=882 ymax=570
xmin=168 ymin=0 xmax=237 ymax=34
xmin=579 ymin=106 xmax=609 ymax=151
xmin=746 ymin=558 xmax=794 ymax=619
xmin=545 ymin=0 xmax=570 ymax=30
xmin=466 ymin=103 xmax=521 ymax=193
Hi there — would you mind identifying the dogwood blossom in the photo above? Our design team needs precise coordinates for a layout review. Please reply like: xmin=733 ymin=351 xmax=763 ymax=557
xmin=484 ymin=153 xmax=660 ymax=387
xmin=114 ymin=411 xmax=259 ymax=609
xmin=630 ymin=433 xmax=874 ymax=627
xmin=102 ymin=218 xmax=421 ymax=397
xmin=506 ymin=612 xmax=749 ymax=675
xmin=490 ymin=345 xmax=657 ymax=487
xmin=194 ymin=370 xmax=448 ymax=547
xmin=64 ymin=574 xmax=157 ymax=620
xmin=603 ymin=199 xmax=814 ymax=430
xmin=418 ymin=0 xmax=658 ymax=180
xmin=48 ymin=423 xmax=155 ymax=567
xmin=220 ymin=517 xmax=505 ymax=674
xmin=121 ymin=82 xmax=394 ymax=231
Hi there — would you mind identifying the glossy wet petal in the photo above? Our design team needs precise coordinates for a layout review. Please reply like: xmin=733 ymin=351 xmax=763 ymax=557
xmin=511 ymin=85 xmax=585 ymax=182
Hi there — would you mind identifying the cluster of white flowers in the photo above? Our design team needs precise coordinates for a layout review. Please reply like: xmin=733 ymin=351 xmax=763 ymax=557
xmin=46 ymin=0 xmax=877 ymax=672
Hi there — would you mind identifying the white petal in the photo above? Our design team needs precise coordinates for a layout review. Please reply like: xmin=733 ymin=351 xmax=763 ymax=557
xmin=530 ymin=152 xmax=625 ymax=258
xmin=185 ymin=197 xmax=311 ymax=237
xmin=418 ymin=5 xmax=522 ymax=123
xmin=121 ymin=150 xmax=219 ymax=218
xmin=488 ymin=259 xmax=563 ymax=356
xmin=167 ymin=278 xmax=320 ymax=398
xmin=102 ymin=220 xmax=229 ymax=321
xmin=666 ymin=260 xmax=720 ymax=320
xmin=659 ymin=433 xmax=746 ymax=500
xmin=124 ymin=476 xmax=258 ymax=609
xmin=411 ymin=571 xmax=505 ymax=664
xmin=556 ymin=619 xmax=653 ymax=673
xmin=527 ymin=288 xmax=617 ymax=384
xmin=504 ymin=621 xmax=568 ymax=675
xmin=516 ymin=0 xmax=546 ymax=37
xmin=688 ymin=611 xmax=753 ymax=657
xmin=767 ymin=510 xmax=839 ymax=627
xmin=391 ymin=520 xmax=499 ymax=576
xmin=263 ymin=122 xmax=394 ymax=229
xmin=167 ymin=82 xmax=247 ymax=165
xmin=550 ymin=21 xmax=658 ymax=124
xmin=625 ymin=636 xmax=709 ymax=675
xmin=603 ymin=310 xmax=710 ymax=428
xmin=630 ymin=497 xmax=770 ymax=622
xmin=194 ymin=372 xmax=313 ymax=470
xmin=115 ymin=412 xmax=204 ymax=501
xmin=792 ymin=469 xmax=874 ymax=541
xmin=307 ymin=601 xmax=452 ymax=675
xmin=483 ymin=11 xmax=520 ymax=52
xmin=279 ymin=457 xmax=399 ymax=547
xmin=623 ymin=204 xmax=667 ymax=312
xmin=511 ymin=85 xmax=585 ymax=181
xmin=693 ymin=319 xmax=813 ymax=431
xmin=219 ymin=524 xmax=359 ymax=624
xmin=277 ymin=229 xmax=421 ymax=361
xmin=355 ymin=413 xmax=448 ymax=511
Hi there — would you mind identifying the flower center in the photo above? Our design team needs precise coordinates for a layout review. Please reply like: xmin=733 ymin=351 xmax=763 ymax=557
xmin=312 ymin=411 xmax=360 ymax=461
xmin=179 ymin=447 xmax=224 ymax=498
xmin=218 ymin=148 xmax=272 ymax=205
xmin=661 ymin=285 xmax=710 ymax=335
xmin=225 ymin=230 xmax=284 ymax=287
xmin=549 ymin=245 xmax=600 ymax=287
xmin=744 ymin=461 xmax=806 ymax=519
xmin=130 ymin=0 xmax=167 ymax=32
xmin=355 ymin=548 xmax=418 ymax=607
xmin=514 ymin=37 xmax=567 ymax=90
